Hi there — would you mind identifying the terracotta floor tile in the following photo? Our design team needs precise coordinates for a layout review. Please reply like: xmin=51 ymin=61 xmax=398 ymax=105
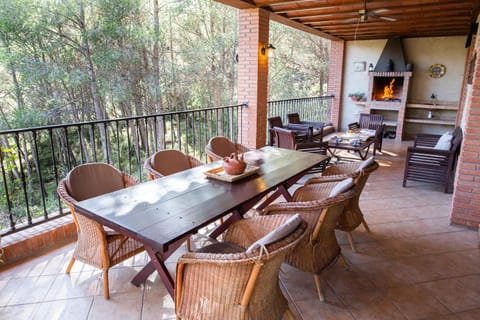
xmin=87 ymin=291 xmax=143 ymax=320
xmin=0 ymin=303 xmax=39 ymax=320
xmin=456 ymin=308 xmax=480 ymax=320
xmin=337 ymin=289 xmax=407 ymax=320
xmin=45 ymin=271 xmax=101 ymax=300
xmin=419 ymin=277 xmax=480 ymax=313
xmin=32 ymin=297 xmax=93 ymax=320
xmin=294 ymin=298 xmax=355 ymax=320
xmin=386 ymin=285 xmax=450 ymax=320
xmin=2 ymin=140 xmax=479 ymax=320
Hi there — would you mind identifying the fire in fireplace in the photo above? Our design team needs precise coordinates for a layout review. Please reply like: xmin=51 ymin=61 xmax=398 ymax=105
xmin=371 ymin=76 xmax=404 ymax=101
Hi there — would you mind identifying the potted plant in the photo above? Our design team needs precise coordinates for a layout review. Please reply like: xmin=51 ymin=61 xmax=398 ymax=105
xmin=348 ymin=92 xmax=366 ymax=102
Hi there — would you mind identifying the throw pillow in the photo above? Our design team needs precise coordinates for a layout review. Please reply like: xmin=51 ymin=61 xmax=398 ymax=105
xmin=328 ymin=177 xmax=355 ymax=197
xmin=434 ymin=132 xmax=453 ymax=150
xmin=246 ymin=214 xmax=302 ymax=253
xmin=357 ymin=156 xmax=375 ymax=171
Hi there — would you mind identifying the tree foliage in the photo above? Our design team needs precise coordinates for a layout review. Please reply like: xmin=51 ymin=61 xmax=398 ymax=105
xmin=0 ymin=0 xmax=329 ymax=130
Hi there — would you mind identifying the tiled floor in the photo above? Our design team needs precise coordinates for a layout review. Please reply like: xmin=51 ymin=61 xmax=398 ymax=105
xmin=1 ymin=140 xmax=479 ymax=320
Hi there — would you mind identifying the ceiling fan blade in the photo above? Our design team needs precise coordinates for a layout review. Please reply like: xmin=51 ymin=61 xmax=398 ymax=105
xmin=368 ymin=12 xmax=397 ymax=22
xmin=377 ymin=16 xmax=397 ymax=22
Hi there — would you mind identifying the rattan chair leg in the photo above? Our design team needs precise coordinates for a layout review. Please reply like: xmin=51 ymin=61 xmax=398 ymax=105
xmin=284 ymin=306 xmax=295 ymax=320
xmin=361 ymin=218 xmax=371 ymax=232
xmin=66 ymin=257 xmax=75 ymax=273
xmin=103 ymin=269 xmax=110 ymax=299
xmin=313 ymin=274 xmax=324 ymax=302
xmin=186 ymin=237 xmax=192 ymax=252
xmin=346 ymin=232 xmax=356 ymax=252
xmin=338 ymin=253 xmax=349 ymax=270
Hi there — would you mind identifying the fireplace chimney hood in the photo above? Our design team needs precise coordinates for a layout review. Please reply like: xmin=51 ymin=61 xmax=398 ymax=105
xmin=374 ymin=38 xmax=407 ymax=72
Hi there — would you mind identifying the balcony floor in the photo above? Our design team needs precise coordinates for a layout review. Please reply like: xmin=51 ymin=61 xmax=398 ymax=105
xmin=1 ymin=140 xmax=479 ymax=320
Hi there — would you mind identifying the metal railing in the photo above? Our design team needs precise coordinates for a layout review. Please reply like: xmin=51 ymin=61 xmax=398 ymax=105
xmin=267 ymin=95 xmax=333 ymax=125
xmin=0 ymin=96 xmax=334 ymax=235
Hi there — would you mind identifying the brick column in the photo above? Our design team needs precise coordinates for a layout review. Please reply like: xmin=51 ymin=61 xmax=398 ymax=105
xmin=238 ymin=8 xmax=270 ymax=148
xmin=327 ymin=39 xmax=345 ymax=129
xmin=451 ymin=45 xmax=480 ymax=229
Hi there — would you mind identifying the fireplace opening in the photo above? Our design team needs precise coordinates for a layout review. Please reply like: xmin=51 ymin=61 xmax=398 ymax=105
xmin=371 ymin=76 xmax=404 ymax=102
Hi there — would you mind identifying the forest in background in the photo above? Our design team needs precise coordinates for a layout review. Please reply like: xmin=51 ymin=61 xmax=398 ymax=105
xmin=0 ymin=0 xmax=330 ymax=130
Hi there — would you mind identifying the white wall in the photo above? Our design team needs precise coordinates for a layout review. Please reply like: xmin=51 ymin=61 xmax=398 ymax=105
xmin=341 ymin=37 xmax=468 ymax=130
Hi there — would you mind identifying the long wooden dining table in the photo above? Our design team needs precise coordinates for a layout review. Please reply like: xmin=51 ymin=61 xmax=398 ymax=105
xmin=73 ymin=146 xmax=329 ymax=297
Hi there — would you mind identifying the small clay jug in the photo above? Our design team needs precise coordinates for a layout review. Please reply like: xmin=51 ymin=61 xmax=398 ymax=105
xmin=222 ymin=153 xmax=246 ymax=175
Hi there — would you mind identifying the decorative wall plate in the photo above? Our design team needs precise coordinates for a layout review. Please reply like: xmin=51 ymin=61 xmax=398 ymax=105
xmin=428 ymin=64 xmax=446 ymax=78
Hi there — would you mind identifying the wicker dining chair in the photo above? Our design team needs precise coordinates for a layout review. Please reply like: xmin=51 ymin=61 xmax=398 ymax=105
xmin=175 ymin=214 xmax=307 ymax=320
xmin=261 ymin=180 xmax=357 ymax=302
xmin=205 ymin=136 xmax=250 ymax=162
xmin=57 ymin=162 xmax=145 ymax=299
xmin=299 ymin=157 xmax=379 ymax=252
xmin=144 ymin=149 xmax=203 ymax=180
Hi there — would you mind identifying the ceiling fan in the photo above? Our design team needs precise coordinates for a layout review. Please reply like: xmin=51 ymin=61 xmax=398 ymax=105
xmin=356 ymin=0 xmax=397 ymax=23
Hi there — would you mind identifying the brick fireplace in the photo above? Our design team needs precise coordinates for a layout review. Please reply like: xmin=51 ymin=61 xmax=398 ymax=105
xmin=366 ymin=71 xmax=412 ymax=141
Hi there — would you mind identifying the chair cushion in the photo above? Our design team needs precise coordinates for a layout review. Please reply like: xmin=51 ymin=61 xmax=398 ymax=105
xmin=151 ymin=150 xmax=192 ymax=175
xmin=434 ymin=132 xmax=453 ymax=150
xmin=246 ymin=214 xmax=302 ymax=253
xmin=66 ymin=163 xmax=125 ymax=201
xmin=328 ymin=177 xmax=354 ymax=197
xmin=322 ymin=125 xmax=335 ymax=136
xmin=196 ymin=242 xmax=245 ymax=254
xmin=209 ymin=137 xmax=237 ymax=158
xmin=357 ymin=156 xmax=375 ymax=171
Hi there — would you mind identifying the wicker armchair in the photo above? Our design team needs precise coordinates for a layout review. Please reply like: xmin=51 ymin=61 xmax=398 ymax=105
xmin=175 ymin=214 xmax=307 ymax=320
xmin=299 ymin=158 xmax=379 ymax=252
xmin=57 ymin=163 xmax=145 ymax=299
xmin=205 ymin=136 xmax=250 ymax=162
xmin=403 ymin=127 xmax=462 ymax=193
xmin=262 ymin=184 xmax=357 ymax=302
xmin=144 ymin=149 xmax=203 ymax=180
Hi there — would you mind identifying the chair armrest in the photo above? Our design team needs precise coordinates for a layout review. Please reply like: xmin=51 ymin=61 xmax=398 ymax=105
xmin=407 ymin=146 xmax=451 ymax=157
xmin=413 ymin=134 xmax=441 ymax=148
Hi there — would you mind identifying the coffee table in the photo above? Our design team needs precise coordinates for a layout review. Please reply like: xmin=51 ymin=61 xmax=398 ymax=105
xmin=327 ymin=132 xmax=376 ymax=160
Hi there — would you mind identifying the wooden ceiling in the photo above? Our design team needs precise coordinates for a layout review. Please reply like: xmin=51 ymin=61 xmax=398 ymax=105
xmin=217 ymin=0 xmax=480 ymax=41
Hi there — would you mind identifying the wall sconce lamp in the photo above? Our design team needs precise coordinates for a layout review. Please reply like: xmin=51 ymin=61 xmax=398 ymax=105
xmin=261 ymin=44 xmax=276 ymax=57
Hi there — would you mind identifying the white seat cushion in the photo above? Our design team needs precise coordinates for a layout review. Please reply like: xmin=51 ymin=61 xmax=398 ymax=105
xmin=328 ymin=177 xmax=355 ymax=197
xmin=434 ymin=132 xmax=453 ymax=150
xmin=357 ymin=156 xmax=375 ymax=171
xmin=246 ymin=214 xmax=302 ymax=253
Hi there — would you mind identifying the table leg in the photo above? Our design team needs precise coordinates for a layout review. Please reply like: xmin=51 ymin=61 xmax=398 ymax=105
xmin=132 ymin=261 xmax=156 ymax=287
xmin=209 ymin=209 xmax=242 ymax=239
xmin=133 ymin=247 xmax=175 ymax=297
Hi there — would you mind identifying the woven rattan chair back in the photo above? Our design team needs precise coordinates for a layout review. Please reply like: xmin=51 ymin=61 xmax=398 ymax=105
xmin=262 ymin=186 xmax=357 ymax=302
xmin=302 ymin=159 xmax=379 ymax=251
xmin=205 ymin=136 xmax=250 ymax=162
xmin=175 ymin=214 xmax=307 ymax=320
xmin=57 ymin=163 xmax=144 ymax=299
xmin=144 ymin=149 xmax=203 ymax=180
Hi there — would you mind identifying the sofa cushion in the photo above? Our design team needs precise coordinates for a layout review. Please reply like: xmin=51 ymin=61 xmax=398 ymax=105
xmin=434 ymin=132 xmax=453 ymax=150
